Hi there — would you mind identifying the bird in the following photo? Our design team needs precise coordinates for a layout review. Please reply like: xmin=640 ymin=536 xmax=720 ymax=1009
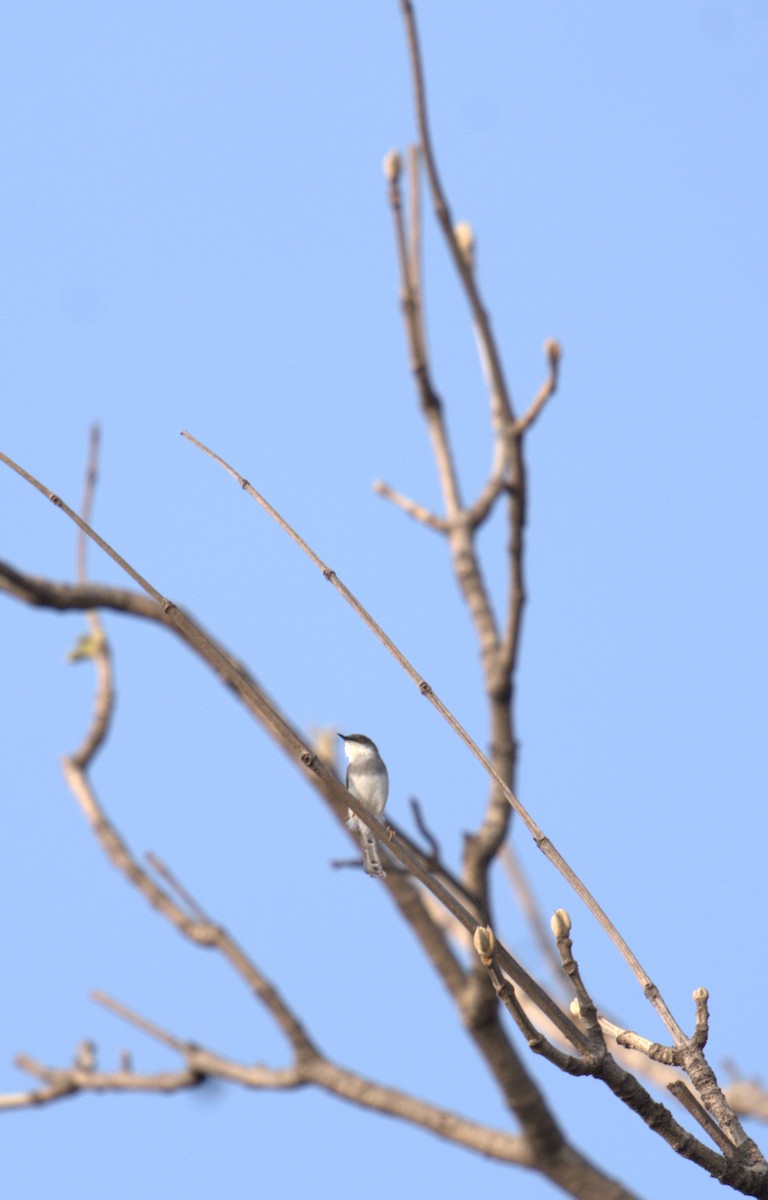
xmin=338 ymin=732 xmax=389 ymax=879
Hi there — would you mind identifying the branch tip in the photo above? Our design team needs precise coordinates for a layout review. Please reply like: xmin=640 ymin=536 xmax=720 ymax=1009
xmin=383 ymin=149 xmax=402 ymax=183
xmin=473 ymin=924 xmax=496 ymax=966
xmin=550 ymin=909 xmax=572 ymax=938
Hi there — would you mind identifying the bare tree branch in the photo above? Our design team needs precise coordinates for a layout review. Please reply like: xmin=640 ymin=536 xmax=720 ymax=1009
xmin=398 ymin=0 xmax=514 ymax=430
xmin=472 ymin=926 xmax=768 ymax=1196
xmin=501 ymin=841 xmax=569 ymax=997
xmin=0 ymin=6 xmax=764 ymax=1194
xmin=389 ymin=13 xmax=559 ymax=1074
xmin=76 ymin=424 xmax=101 ymax=582
xmin=372 ymin=479 xmax=446 ymax=530
xmin=7 ymin=1038 xmax=538 ymax=1171
xmin=4 ymin=444 xmax=764 ymax=1192
xmin=512 ymin=341 xmax=562 ymax=436
xmin=7 ymin=1003 xmax=644 ymax=1195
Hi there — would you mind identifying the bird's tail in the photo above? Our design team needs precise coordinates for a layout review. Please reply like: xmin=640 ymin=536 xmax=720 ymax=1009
xmin=360 ymin=829 xmax=386 ymax=879
xmin=348 ymin=813 xmax=387 ymax=879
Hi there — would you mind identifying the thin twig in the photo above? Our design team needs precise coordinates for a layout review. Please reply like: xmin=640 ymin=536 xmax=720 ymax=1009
xmin=462 ymin=474 xmax=507 ymax=531
xmin=512 ymin=342 xmax=561 ymax=436
xmin=6 ymin=1033 xmax=536 ymax=1167
xmin=550 ymin=911 xmax=606 ymax=1055
xmin=398 ymin=0 xmax=514 ymax=429
xmin=68 ymin=425 xmax=113 ymax=766
xmin=92 ymin=991 xmax=189 ymax=1053
xmin=145 ymin=852 xmax=212 ymax=923
xmin=62 ymin=754 xmax=215 ymax=939
xmin=77 ymin=425 xmax=101 ymax=584
xmin=67 ymin=622 xmax=113 ymax=769
xmin=600 ymin=1018 xmax=677 ymax=1067
xmin=668 ymin=1081 xmax=738 ymax=1156
xmin=395 ymin=0 xmax=545 ymax=932
xmin=500 ymin=841 xmax=566 ymax=994
xmin=372 ymin=480 xmax=446 ymax=530
xmin=62 ymin=576 xmax=323 ymax=1060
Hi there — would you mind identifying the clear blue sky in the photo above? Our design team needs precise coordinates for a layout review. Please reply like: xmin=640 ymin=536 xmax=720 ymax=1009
xmin=2 ymin=3 xmax=767 ymax=1198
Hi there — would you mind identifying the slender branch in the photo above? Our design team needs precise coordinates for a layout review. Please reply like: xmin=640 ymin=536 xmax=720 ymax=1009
xmin=3 ymin=1061 xmax=198 ymax=1106
xmin=145 ymin=852 xmax=211 ymax=923
xmin=385 ymin=137 xmax=512 ymax=904
xmin=668 ymin=1081 xmax=737 ymax=1156
xmin=0 ymin=564 xmax=275 ymax=707
xmin=63 ymin=755 xmax=319 ymax=1059
xmin=385 ymin=145 xmax=465 ymax=516
xmin=0 ymin=1076 xmax=78 ymax=1109
xmin=473 ymin=928 xmax=589 ymax=1077
xmin=512 ymin=341 xmax=561 ymax=436
xmin=405 ymin=143 xmax=428 ymax=375
xmin=372 ymin=479 xmax=446 ymax=530
xmin=550 ymin=911 xmax=606 ymax=1059
xmin=7 ymin=993 xmax=539 ymax=1170
xmin=4 ymin=1050 xmax=535 ymax=1169
xmin=67 ymin=621 xmax=113 ymax=767
xmin=62 ymin=754 xmax=213 ymax=941
xmin=0 ymin=565 xmax=169 ymax=620
xmin=76 ymin=424 xmax=101 ymax=583
xmin=67 ymin=426 xmax=113 ymax=764
xmin=398 ymin=0 xmax=514 ymax=429
xmin=463 ymin=474 xmax=507 ymax=531
xmin=601 ymin=1019 xmax=678 ymax=1067
xmin=395 ymin=0 xmax=555 ymax=937
xmin=383 ymin=150 xmax=504 ymax=787
xmin=56 ymin=556 xmax=323 ymax=1061
xmin=92 ymin=991 xmax=189 ymax=1053
xmin=501 ymin=842 xmax=568 ymax=995
xmin=303 ymin=1057 xmax=534 ymax=1168
xmin=7 ymin=1002 xmax=643 ymax=1195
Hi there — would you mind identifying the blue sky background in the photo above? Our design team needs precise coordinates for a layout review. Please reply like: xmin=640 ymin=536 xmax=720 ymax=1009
xmin=2 ymin=2 xmax=767 ymax=1197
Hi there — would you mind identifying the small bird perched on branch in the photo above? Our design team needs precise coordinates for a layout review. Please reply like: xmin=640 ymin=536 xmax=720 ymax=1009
xmin=338 ymin=732 xmax=389 ymax=879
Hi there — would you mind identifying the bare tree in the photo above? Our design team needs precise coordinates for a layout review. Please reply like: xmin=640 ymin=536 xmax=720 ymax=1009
xmin=1 ymin=4 xmax=766 ymax=1198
